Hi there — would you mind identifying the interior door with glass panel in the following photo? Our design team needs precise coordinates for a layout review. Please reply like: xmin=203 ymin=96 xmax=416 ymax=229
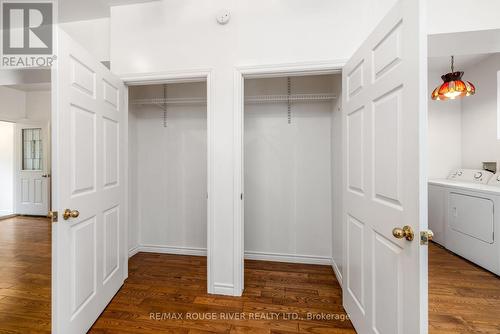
xmin=15 ymin=123 xmax=50 ymax=216
xmin=51 ymin=28 xmax=127 ymax=334
xmin=342 ymin=0 xmax=428 ymax=333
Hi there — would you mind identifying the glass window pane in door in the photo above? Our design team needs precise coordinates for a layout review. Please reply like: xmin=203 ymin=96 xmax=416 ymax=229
xmin=22 ymin=128 xmax=43 ymax=171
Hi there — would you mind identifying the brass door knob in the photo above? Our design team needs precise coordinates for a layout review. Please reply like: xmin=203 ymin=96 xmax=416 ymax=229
xmin=392 ymin=225 xmax=414 ymax=241
xmin=63 ymin=209 xmax=80 ymax=220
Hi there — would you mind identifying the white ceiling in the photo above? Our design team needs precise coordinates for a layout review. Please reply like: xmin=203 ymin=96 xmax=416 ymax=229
xmin=428 ymin=54 xmax=492 ymax=73
xmin=59 ymin=0 xmax=157 ymax=22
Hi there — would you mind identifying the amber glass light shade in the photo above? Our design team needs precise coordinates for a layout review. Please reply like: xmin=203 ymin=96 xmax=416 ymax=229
xmin=431 ymin=56 xmax=476 ymax=100
xmin=431 ymin=70 xmax=476 ymax=101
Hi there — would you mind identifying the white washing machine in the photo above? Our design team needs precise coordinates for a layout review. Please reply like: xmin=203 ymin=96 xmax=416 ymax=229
xmin=429 ymin=169 xmax=500 ymax=275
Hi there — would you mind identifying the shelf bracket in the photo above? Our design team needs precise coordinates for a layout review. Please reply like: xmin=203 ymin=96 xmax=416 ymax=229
xmin=287 ymin=77 xmax=291 ymax=124
xmin=163 ymin=85 xmax=168 ymax=128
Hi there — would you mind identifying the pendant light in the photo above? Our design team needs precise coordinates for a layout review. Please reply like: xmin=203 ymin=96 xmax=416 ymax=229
xmin=431 ymin=56 xmax=475 ymax=100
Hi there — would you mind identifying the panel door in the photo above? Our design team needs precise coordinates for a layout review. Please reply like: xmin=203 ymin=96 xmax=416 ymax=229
xmin=15 ymin=123 xmax=50 ymax=216
xmin=51 ymin=28 xmax=127 ymax=334
xmin=341 ymin=0 xmax=428 ymax=333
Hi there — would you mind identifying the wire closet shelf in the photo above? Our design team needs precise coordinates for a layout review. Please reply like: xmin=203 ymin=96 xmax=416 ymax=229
xmin=130 ymin=93 xmax=338 ymax=107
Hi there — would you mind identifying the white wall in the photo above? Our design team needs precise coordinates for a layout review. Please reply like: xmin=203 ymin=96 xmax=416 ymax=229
xmin=427 ymin=0 xmax=500 ymax=34
xmin=244 ymin=75 xmax=337 ymax=263
xmin=129 ymin=82 xmax=207 ymax=253
xmin=53 ymin=0 xmax=500 ymax=72
xmin=0 ymin=87 xmax=51 ymax=123
xmin=461 ymin=54 xmax=500 ymax=169
xmin=0 ymin=122 xmax=14 ymax=216
xmin=429 ymin=29 xmax=500 ymax=58
xmin=25 ymin=91 xmax=51 ymax=122
xmin=371 ymin=0 xmax=500 ymax=35
xmin=110 ymin=1 xmax=393 ymax=74
xmin=427 ymin=70 xmax=462 ymax=179
xmin=0 ymin=86 xmax=26 ymax=121
xmin=59 ymin=18 xmax=110 ymax=62
xmin=0 ymin=69 xmax=50 ymax=86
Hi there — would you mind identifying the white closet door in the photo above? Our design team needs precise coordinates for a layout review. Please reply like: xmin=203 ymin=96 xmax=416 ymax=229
xmin=342 ymin=0 xmax=428 ymax=333
xmin=51 ymin=28 xmax=127 ymax=334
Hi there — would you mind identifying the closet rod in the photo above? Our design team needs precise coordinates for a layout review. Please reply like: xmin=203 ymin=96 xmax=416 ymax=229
xmin=130 ymin=93 xmax=337 ymax=106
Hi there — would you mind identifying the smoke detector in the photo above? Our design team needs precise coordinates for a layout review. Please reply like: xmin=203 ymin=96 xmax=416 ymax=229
xmin=216 ymin=10 xmax=231 ymax=25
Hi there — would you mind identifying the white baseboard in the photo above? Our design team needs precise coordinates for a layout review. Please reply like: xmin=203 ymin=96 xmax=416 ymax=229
xmin=213 ymin=283 xmax=239 ymax=296
xmin=331 ymin=258 xmax=343 ymax=288
xmin=244 ymin=250 xmax=332 ymax=265
xmin=128 ymin=246 xmax=140 ymax=258
xmin=133 ymin=244 xmax=207 ymax=257
xmin=0 ymin=210 xmax=14 ymax=218
xmin=129 ymin=245 xmax=331 ymax=267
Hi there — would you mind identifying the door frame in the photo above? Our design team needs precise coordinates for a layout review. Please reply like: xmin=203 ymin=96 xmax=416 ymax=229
xmin=0 ymin=120 xmax=16 ymax=218
xmin=120 ymin=69 xmax=216 ymax=292
xmin=233 ymin=60 xmax=346 ymax=294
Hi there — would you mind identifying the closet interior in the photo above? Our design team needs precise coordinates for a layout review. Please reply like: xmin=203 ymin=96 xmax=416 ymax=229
xmin=127 ymin=74 xmax=344 ymax=279
xmin=243 ymin=74 xmax=343 ymax=266
xmin=128 ymin=81 xmax=208 ymax=256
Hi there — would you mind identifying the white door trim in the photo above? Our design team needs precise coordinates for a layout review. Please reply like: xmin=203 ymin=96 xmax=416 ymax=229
xmin=120 ymin=69 xmax=216 ymax=293
xmin=233 ymin=60 xmax=346 ymax=295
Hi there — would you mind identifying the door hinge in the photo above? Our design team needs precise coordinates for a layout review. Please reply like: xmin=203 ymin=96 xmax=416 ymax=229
xmin=240 ymin=193 xmax=243 ymax=200
xmin=420 ymin=230 xmax=434 ymax=245
xmin=48 ymin=211 xmax=58 ymax=223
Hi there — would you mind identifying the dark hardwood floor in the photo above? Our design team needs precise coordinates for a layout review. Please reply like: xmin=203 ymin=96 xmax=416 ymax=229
xmin=0 ymin=215 xmax=51 ymax=334
xmin=428 ymin=242 xmax=500 ymax=334
xmin=0 ymin=216 xmax=499 ymax=333
xmin=90 ymin=253 xmax=354 ymax=334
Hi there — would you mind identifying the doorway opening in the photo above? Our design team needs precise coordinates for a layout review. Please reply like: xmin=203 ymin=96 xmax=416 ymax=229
xmin=0 ymin=72 xmax=52 ymax=333
xmin=243 ymin=74 xmax=341 ymax=265
xmin=234 ymin=62 xmax=345 ymax=295
xmin=127 ymin=79 xmax=210 ymax=289
xmin=0 ymin=81 xmax=51 ymax=218
xmin=427 ymin=29 xmax=500 ymax=332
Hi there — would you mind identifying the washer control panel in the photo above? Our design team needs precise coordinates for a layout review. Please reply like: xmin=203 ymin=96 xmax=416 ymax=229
xmin=487 ymin=173 xmax=500 ymax=187
xmin=448 ymin=169 xmax=494 ymax=184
